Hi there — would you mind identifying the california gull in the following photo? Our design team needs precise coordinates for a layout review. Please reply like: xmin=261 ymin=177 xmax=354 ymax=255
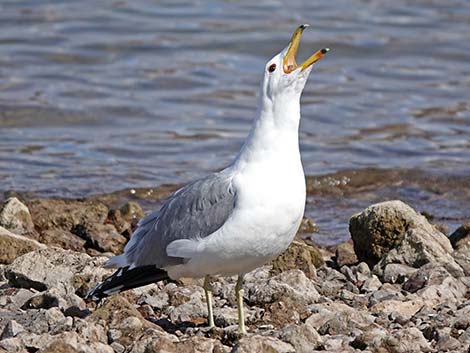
xmin=86 ymin=24 xmax=329 ymax=334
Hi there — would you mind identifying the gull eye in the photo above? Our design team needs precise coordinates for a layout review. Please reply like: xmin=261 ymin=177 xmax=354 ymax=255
xmin=268 ymin=63 xmax=276 ymax=73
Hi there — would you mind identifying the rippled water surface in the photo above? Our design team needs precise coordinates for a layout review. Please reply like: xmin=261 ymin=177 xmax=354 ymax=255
xmin=0 ymin=0 xmax=469 ymax=243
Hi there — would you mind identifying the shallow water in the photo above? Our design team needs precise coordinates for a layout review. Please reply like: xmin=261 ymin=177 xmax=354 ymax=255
xmin=0 ymin=0 xmax=469 ymax=244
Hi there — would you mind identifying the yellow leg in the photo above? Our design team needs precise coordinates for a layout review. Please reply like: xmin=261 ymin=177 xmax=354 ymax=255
xmin=203 ymin=275 xmax=215 ymax=328
xmin=235 ymin=274 xmax=247 ymax=334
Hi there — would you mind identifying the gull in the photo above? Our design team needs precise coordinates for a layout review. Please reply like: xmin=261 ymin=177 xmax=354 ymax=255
xmin=86 ymin=25 xmax=329 ymax=334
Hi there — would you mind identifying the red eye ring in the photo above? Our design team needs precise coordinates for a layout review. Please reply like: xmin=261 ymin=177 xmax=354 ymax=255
xmin=268 ymin=63 xmax=276 ymax=73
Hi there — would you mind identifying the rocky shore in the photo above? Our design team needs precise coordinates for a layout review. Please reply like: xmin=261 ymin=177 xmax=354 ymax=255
xmin=0 ymin=193 xmax=469 ymax=352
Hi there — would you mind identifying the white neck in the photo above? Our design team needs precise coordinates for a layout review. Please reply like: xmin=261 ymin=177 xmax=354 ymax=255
xmin=233 ymin=92 xmax=302 ymax=169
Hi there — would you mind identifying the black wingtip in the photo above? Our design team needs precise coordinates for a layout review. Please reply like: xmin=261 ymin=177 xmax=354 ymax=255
xmin=86 ymin=266 xmax=169 ymax=302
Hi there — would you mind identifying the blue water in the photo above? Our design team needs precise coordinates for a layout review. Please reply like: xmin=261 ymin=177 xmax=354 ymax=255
xmin=0 ymin=0 xmax=469 ymax=243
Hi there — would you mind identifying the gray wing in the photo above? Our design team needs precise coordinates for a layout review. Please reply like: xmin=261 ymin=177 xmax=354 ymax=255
xmin=120 ymin=170 xmax=236 ymax=268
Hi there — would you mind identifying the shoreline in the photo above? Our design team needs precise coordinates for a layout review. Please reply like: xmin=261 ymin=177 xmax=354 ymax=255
xmin=0 ymin=191 xmax=469 ymax=352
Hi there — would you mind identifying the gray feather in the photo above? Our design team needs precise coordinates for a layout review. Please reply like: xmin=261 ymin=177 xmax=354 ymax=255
xmin=120 ymin=170 xmax=236 ymax=268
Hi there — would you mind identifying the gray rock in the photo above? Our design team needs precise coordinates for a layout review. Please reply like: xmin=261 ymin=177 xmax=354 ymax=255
xmin=355 ymin=262 xmax=372 ymax=282
xmin=370 ymin=299 xmax=424 ymax=321
xmin=0 ymin=337 xmax=28 ymax=353
xmin=165 ymin=284 xmax=207 ymax=324
xmin=0 ymin=288 xmax=36 ymax=311
xmin=25 ymin=331 xmax=114 ymax=353
xmin=306 ymin=301 xmax=375 ymax=336
xmin=449 ymin=223 xmax=470 ymax=250
xmin=316 ymin=267 xmax=348 ymax=297
xmin=246 ymin=270 xmax=320 ymax=326
xmin=87 ymin=295 xmax=151 ymax=348
xmin=0 ymin=226 xmax=46 ymax=264
xmin=5 ymin=247 xmax=112 ymax=296
xmin=1 ymin=320 xmax=25 ymax=339
xmin=382 ymin=263 xmax=418 ymax=284
xmin=125 ymin=328 xmax=178 ymax=353
xmin=350 ymin=201 xmax=464 ymax=279
xmin=368 ymin=283 xmax=404 ymax=307
xmin=458 ymin=326 xmax=470 ymax=347
xmin=335 ymin=241 xmax=358 ymax=267
xmin=134 ymin=283 xmax=169 ymax=310
xmin=416 ymin=275 xmax=467 ymax=306
xmin=248 ymin=269 xmax=320 ymax=305
xmin=72 ymin=223 xmax=127 ymax=254
xmin=323 ymin=336 xmax=353 ymax=351
xmin=349 ymin=200 xmax=421 ymax=266
xmin=360 ymin=275 xmax=382 ymax=293
xmin=374 ymin=223 xmax=463 ymax=278
xmin=0 ymin=198 xmax=35 ymax=236
xmin=38 ymin=229 xmax=86 ymax=252
xmin=176 ymin=336 xmax=230 ymax=353
xmin=279 ymin=323 xmax=323 ymax=353
xmin=232 ymin=335 xmax=295 ymax=353
xmin=381 ymin=327 xmax=432 ymax=352
xmin=437 ymin=333 xmax=461 ymax=352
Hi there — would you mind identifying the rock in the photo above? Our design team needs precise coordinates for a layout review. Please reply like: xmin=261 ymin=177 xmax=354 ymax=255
xmin=119 ymin=201 xmax=144 ymax=224
xmin=134 ymin=283 xmax=169 ymax=310
xmin=0 ymin=307 xmax=70 ymax=336
xmin=355 ymin=262 xmax=371 ymax=282
xmin=315 ymin=266 xmax=348 ymax=297
xmin=349 ymin=201 xmax=464 ymax=278
xmin=306 ymin=301 xmax=375 ymax=334
xmin=72 ymin=223 xmax=126 ymax=254
xmin=381 ymin=327 xmax=432 ymax=353
xmin=450 ymin=224 xmax=470 ymax=276
xmin=401 ymin=264 xmax=467 ymax=305
xmin=247 ymin=270 xmax=320 ymax=327
xmin=176 ymin=336 xmax=230 ymax=353
xmin=0 ymin=198 xmax=35 ymax=235
xmin=350 ymin=200 xmax=463 ymax=278
xmin=26 ymin=331 xmax=114 ymax=353
xmin=415 ymin=275 xmax=467 ymax=306
xmin=453 ymin=247 xmax=470 ymax=276
xmin=0 ymin=337 xmax=28 ymax=353
xmin=297 ymin=217 xmax=318 ymax=234
xmin=0 ymin=287 xmax=36 ymax=311
xmin=26 ymin=198 xmax=128 ymax=254
xmin=382 ymin=263 xmax=417 ymax=284
xmin=350 ymin=327 xmax=388 ymax=351
xmin=0 ymin=226 xmax=46 ymax=264
xmin=271 ymin=240 xmax=323 ymax=279
xmin=165 ymin=284 xmax=207 ymax=324
xmin=5 ymin=247 xmax=112 ymax=296
xmin=360 ymin=275 xmax=382 ymax=292
xmin=453 ymin=303 xmax=470 ymax=330
xmin=279 ymin=323 xmax=323 ymax=352
xmin=124 ymin=328 xmax=178 ymax=353
xmin=21 ymin=291 xmax=60 ymax=310
xmin=436 ymin=333 xmax=461 ymax=352
xmin=232 ymin=335 xmax=295 ymax=353
xmin=350 ymin=200 xmax=421 ymax=266
xmin=88 ymin=295 xmax=151 ymax=347
xmin=335 ymin=241 xmax=358 ymax=267
xmin=38 ymin=229 xmax=86 ymax=252
xmin=27 ymin=199 xmax=108 ymax=232
xmin=368 ymin=283 xmax=404 ymax=306
xmin=1 ymin=320 xmax=25 ymax=339
xmin=449 ymin=223 xmax=470 ymax=249
xmin=370 ymin=299 xmax=424 ymax=321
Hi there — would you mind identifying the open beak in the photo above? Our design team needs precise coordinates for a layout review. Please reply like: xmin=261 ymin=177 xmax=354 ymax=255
xmin=283 ymin=24 xmax=330 ymax=74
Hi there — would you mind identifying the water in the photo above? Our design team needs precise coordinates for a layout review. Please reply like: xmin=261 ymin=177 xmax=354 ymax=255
xmin=0 ymin=0 xmax=469 ymax=244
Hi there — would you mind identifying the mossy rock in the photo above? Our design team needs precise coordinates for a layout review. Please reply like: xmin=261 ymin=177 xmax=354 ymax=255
xmin=271 ymin=240 xmax=323 ymax=279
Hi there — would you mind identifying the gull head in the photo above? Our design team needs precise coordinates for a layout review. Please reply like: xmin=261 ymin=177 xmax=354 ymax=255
xmin=262 ymin=24 xmax=329 ymax=101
